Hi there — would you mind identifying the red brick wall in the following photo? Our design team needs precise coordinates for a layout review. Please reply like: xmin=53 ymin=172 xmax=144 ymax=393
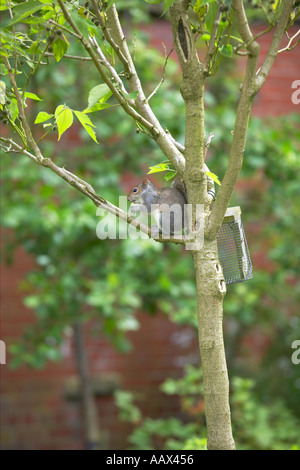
xmin=1 ymin=20 xmax=299 ymax=450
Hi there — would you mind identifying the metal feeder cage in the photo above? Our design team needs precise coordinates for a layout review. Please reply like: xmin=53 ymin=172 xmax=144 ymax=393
xmin=217 ymin=207 xmax=253 ymax=286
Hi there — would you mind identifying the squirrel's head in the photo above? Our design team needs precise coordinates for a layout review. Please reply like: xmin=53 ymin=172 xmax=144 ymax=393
xmin=127 ymin=178 xmax=150 ymax=202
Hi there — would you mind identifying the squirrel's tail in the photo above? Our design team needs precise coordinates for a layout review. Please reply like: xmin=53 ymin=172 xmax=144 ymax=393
xmin=171 ymin=176 xmax=188 ymax=203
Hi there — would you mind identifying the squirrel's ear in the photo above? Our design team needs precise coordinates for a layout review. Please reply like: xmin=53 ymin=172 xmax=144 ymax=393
xmin=142 ymin=177 xmax=149 ymax=187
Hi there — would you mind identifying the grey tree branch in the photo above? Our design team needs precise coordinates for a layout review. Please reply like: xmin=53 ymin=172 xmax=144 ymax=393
xmin=56 ymin=0 xmax=158 ymax=137
xmin=0 ymin=136 xmax=186 ymax=246
xmin=170 ymin=0 xmax=207 ymax=214
xmin=255 ymin=0 xmax=296 ymax=92
xmin=103 ymin=4 xmax=186 ymax=174
xmin=278 ymin=29 xmax=300 ymax=53
xmin=206 ymin=0 xmax=259 ymax=239
xmin=170 ymin=1 xmax=235 ymax=450
xmin=203 ymin=4 xmax=223 ymax=73
xmin=88 ymin=35 xmax=135 ymax=106
xmin=3 ymin=56 xmax=43 ymax=161
xmin=56 ymin=0 xmax=185 ymax=174
xmin=206 ymin=0 xmax=296 ymax=239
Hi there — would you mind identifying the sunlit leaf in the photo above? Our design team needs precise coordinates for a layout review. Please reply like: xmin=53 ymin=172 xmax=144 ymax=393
xmin=24 ymin=91 xmax=42 ymax=101
xmin=74 ymin=110 xmax=98 ymax=143
xmin=0 ymin=80 xmax=6 ymax=104
xmin=206 ymin=171 xmax=221 ymax=185
xmin=55 ymin=105 xmax=73 ymax=140
xmin=219 ymin=44 xmax=233 ymax=58
xmin=148 ymin=163 xmax=171 ymax=174
xmin=35 ymin=111 xmax=53 ymax=124
xmin=8 ymin=1 xmax=49 ymax=26
xmin=51 ymin=37 xmax=68 ymax=62
xmin=87 ymin=84 xmax=112 ymax=109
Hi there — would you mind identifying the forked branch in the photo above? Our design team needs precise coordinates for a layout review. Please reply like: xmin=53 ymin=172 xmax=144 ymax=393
xmin=206 ymin=0 xmax=295 ymax=239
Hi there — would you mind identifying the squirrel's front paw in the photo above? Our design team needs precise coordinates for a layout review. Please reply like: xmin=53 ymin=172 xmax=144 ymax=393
xmin=150 ymin=224 xmax=160 ymax=238
xmin=129 ymin=204 xmax=139 ymax=215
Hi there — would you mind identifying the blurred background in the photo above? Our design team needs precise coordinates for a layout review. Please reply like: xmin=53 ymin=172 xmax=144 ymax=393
xmin=1 ymin=2 xmax=300 ymax=450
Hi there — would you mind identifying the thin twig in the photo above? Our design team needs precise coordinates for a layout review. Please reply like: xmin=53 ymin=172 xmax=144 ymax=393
xmin=91 ymin=0 xmax=128 ymax=67
xmin=44 ymin=52 xmax=93 ymax=61
xmin=89 ymin=35 xmax=135 ymax=106
xmin=278 ymin=29 xmax=300 ymax=53
xmin=255 ymin=0 xmax=295 ymax=92
xmin=3 ymin=56 xmax=43 ymax=161
xmin=147 ymin=43 xmax=174 ymax=102
xmin=253 ymin=24 xmax=274 ymax=41
xmin=204 ymin=132 xmax=214 ymax=161
xmin=48 ymin=19 xmax=82 ymax=40
xmin=204 ymin=4 xmax=223 ymax=73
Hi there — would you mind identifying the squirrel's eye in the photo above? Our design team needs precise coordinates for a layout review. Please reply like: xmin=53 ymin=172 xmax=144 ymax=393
xmin=132 ymin=188 xmax=138 ymax=193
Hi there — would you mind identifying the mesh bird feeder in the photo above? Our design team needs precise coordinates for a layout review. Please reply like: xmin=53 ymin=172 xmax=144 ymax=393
xmin=217 ymin=207 xmax=253 ymax=286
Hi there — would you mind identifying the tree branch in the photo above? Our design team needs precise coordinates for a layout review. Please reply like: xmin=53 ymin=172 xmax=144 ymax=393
xmin=3 ymin=56 xmax=43 ymax=161
xmin=170 ymin=0 xmax=207 ymax=217
xmin=57 ymin=0 xmax=185 ymax=174
xmin=103 ymin=3 xmax=186 ymax=173
xmin=207 ymin=0 xmax=296 ymax=239
xmin=203 ymin=4 xmax=223 ymax=73
xmin=0 ymin=137 xmax=186 ymax=246
xmin=278 ymin=29 xmax=300 ymax=53
xmin=255 ymin=0 xmax=295 ymax=93
xmin=206 ymin=0 xmax=260 ymax=239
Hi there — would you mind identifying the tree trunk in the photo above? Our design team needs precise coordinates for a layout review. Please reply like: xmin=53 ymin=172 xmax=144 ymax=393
xmin=193 ymin=240 xmax=235 ymax=450
xmin=73 ymin=322 xmax=102 ymax=450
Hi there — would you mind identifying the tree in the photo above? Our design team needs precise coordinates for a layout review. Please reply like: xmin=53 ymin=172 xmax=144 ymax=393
xmin=1 ymin=0 xmax=299 ymax=450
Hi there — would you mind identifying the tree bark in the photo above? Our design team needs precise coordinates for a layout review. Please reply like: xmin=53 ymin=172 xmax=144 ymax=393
xmin=73 ymin=322 xmax=102 ymax=450
xmin=193 ymin=241 xmax=235 ymax=450
xmin=170 ymin=0 xmax=235 ymax=449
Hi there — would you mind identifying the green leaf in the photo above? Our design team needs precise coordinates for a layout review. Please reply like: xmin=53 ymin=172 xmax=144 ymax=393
xmin=68 ymin=10 xmax=100 ymax=39
xmin=8 ymin=1 xmax=49 ymax=26
xmin=195 ymin=0 xmax=216 ymax=6
xmin=35 ymin=111 xmax=53 ymax=124
xmin=164 ymin=171 xmax=176 ymax=181
xmin=24 ymin=91 xmax=42 ymax=101
xmin=51 ymin=37 xmax=68 ymax=62
xmin=8 ymin=98 xmax=18 ymax=122
xmin=162 ymin=0 xmax=176 ymax=15
xmin=87 ymin=84 xmax=112 ymax=109
xmin=205 ymin=1 xmax=218 ymax=33
xmin=69 ymin=10 xmax=89 ymax=38
xmin=74 ymin=110 xmax=98 ymax=143
xmin=106 ymin=0 xmax=117 ymax=10
xmin=55 ymin=105 xmax=73 ymax=140
xmin=200 ymin=33 xmax=211 ymax=42
xmin=126 ymin=90 xmax=139 ymax=100
xmin=148 ymin=163 xmax=171 ymax=174
xmin=194 ymin=1 xmax=209 ymax=21
xmin=206 ymin=171 xmax=221 ymax=185
xmin=83 ymin=103 xmax=111 ymax=114
xmin=219 ymin=44 xmax=233 ymax=58
xmin=0 ymin=80 xmax=6 ymax=105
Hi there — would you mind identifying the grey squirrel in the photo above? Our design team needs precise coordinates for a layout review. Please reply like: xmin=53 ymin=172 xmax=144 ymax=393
xmin=127 ymin=177 xmax=187 ymax=236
